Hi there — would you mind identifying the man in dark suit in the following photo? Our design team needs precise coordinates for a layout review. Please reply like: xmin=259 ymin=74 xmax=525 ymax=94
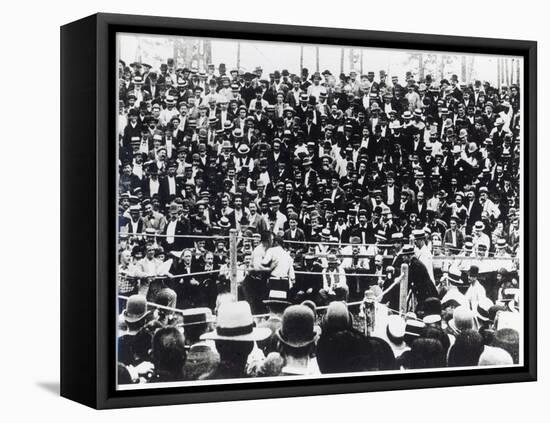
xmin=159 ymin=160 xmax=182 ymax=208
xmin=399 ymin=245 xmax=438 ymax=304
xmin=194 ymin=251 xmax=220 ymax=309
xmin=122 ymin=109 xmax=142 ymax=148
xmin=382 ymin=171 xmax=400 ymax=213
xmin=465 ymin=190 xmax=483 ymax=231
xmin=443 ymin=216 xmax=464 ymax=253
xmin=283 ymin=213 xmax=306 ymax=243
xmin=167 ymin=248 xmax=201 ymax=309
xmin=162 ymin=204 xmax=191 ymax=252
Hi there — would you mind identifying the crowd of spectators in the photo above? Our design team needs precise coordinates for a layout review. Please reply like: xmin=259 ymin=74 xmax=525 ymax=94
xmin=117 ymin=57 xmax=521 ymax=384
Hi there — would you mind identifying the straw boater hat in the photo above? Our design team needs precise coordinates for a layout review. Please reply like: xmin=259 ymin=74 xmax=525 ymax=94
xmin=476 ymin=297 xmax=494 ymax=323
xmin=201 ymin=301 xmax=271 ymax=342
xmin=412 ymin=229 xmax=426 ymax=240
xmin=181 ymin=307 xmax=215 ymax=326
xmin=441 ymin=287 xmax=467 ymax=309
xmin=474 ymin=221 xmax=485 ymax=231
xmin=237 ymin=144 xmax=250 ymax=155
xmin=321 ymin=228 xmax=332 ymax=239
xmin=400 ymin=244 xmax=415 ymax=256
xmin=218 ymin=216 xmax=231 ymax=229
xmin=422 ymin=297 xmax=442 ymax=324
xmin=263 ymin=290 xmax=291 ymax=306
xmin=375 ymin=230 xmax=387 ymax=242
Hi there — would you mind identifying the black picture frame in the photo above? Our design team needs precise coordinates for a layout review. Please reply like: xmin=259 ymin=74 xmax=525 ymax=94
xmin=60 ymin=12 xmax=537 ymax=409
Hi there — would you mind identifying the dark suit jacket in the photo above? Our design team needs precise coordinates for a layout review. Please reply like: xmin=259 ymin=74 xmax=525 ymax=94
xmin=159 ymin=176 xmax=182 ymax=207
xmin=443 ymin=228 xmax=464 ymax=252
xmin=466 ymin=200 xmax=483 ymax=229
xmin=162 ymin=219 xmax=192 ymax=252
xmin=283 ymin=228 xmax=306 ymax=243
xmin=408 ymin=257 xmax=438 ymax=303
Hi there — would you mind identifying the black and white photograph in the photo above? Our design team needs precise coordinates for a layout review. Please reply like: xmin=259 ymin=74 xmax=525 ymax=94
xmin=116 ymin=32 xmax=524 ymax=389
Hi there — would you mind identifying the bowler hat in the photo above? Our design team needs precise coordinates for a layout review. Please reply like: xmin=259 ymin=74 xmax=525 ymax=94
xmin=122 ymin=295 xmax=150 ymax=323
xmin=276 ymin=305 xmax=318 ymax=348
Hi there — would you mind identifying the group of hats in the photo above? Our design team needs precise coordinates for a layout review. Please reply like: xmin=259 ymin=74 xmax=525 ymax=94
xmin=201 ymin=299 xmax=318 ymax=348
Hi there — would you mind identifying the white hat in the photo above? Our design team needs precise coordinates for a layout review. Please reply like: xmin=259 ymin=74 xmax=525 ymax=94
xmin=201 ymin=301 xmax=271 ymax=342
xmin=478 ymin=346 xmax=513 ymax=366
xmin=386 ymin=315 xmax=406 ymax=339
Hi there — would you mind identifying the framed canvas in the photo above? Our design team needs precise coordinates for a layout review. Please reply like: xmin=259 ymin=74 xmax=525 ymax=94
xmin=60 ymin=13 xmax=537 ymax=409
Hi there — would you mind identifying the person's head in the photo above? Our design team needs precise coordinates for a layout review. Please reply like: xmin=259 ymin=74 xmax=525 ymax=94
xmin=452 ymin=306 xmax=475 ymax=332
xmin=448 ymin=329 xmax=484 ymax=367
xmin=399 ymin=245 xmax=415 ymax=264
xmin=151 ymin=327 xmax=187 ymax=376
xmin=182 ymin=249 xmax=192 ymax=265
xmin=478 ymin=347 xmax=514 ymax=366
xmin=133 ymin=320 xmax=163 ymax=363
xmin=120 ymin=249 xmax=132 ymax=265
xmin=492 ymin=328 xmax=520 ymax=364
xmin=316 ymin=330 xmax=364 ymax=374
xmin=234 ymin=195 xmax=242 ymax=209
xmin=421 ymin=325 xmax=450 ymax=353
xmin=405 ymin=338 xmax=446 ymax=369
xmin=468 ymin=265 xmax=479 ymax=284
xmin=145 ymin=245 xmax=155 ymax=259
xmin=276 ymin=305 xmax=317 ymax=360
xmin=288 ymin=214 xmax=298 ymax=230
xmin=204 ymin=251 xmax=214 ymax=266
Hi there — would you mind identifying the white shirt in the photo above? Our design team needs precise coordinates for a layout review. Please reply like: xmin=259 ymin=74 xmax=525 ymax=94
xmin=166 ymin=220 xmax=177 ymax=244
xmin=139 ymin=257 xmax=160 ymax=276
xmin=322 ymin=267 xmax=347 ymax=291
xmin=387 ymin=185 xmax=395 ymax=205
xmin=262 ymin=246 xmax=295 ymax=282
xmin=416 ymin=244 xmax=435 ymax=283
xmin=149 ymin=178 xmax=160 ymax=196
xmin=167 ymin=176 xmax=176 ymax=195
xmin=129 ymin=219 xmax=140 ymax=235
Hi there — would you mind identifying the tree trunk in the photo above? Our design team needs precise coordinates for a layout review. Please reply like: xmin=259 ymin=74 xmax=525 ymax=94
xmin=467 ymin=56 xmax=475 ymax=84
xmin=300 ymin=46 xmax=304 ymax=72
xmin=360 ymin=50 xmax=364 ymax=74
xmin=340 ymin=48 xmax=344 ymax=74
xmin=497 ymin=58 xmax=501 ymax=89
xmin=461 ymin=56 xmax=467 ymax=83
xmin=315 ymin=46 xmax=320 ymax=72
xmin=236 ymin=42 xmax=241 ymax=70
xmin=418 ymin=54 xmax=424 ymax=81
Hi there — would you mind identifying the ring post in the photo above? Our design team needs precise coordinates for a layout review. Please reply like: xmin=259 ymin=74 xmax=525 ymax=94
xmin=229 ymin=229 xmax=238 ymax=300
xmin=399 ymin=263 xmax=409 ymax=314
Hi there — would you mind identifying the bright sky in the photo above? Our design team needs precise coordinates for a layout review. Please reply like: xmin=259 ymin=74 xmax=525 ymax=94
xmin=118 ymin=33 xmax=522 ymax=86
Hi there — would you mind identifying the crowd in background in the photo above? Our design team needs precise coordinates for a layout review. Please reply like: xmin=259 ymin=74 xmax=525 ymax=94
xmin=117 ymin=56 xmax=521 ymax=384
